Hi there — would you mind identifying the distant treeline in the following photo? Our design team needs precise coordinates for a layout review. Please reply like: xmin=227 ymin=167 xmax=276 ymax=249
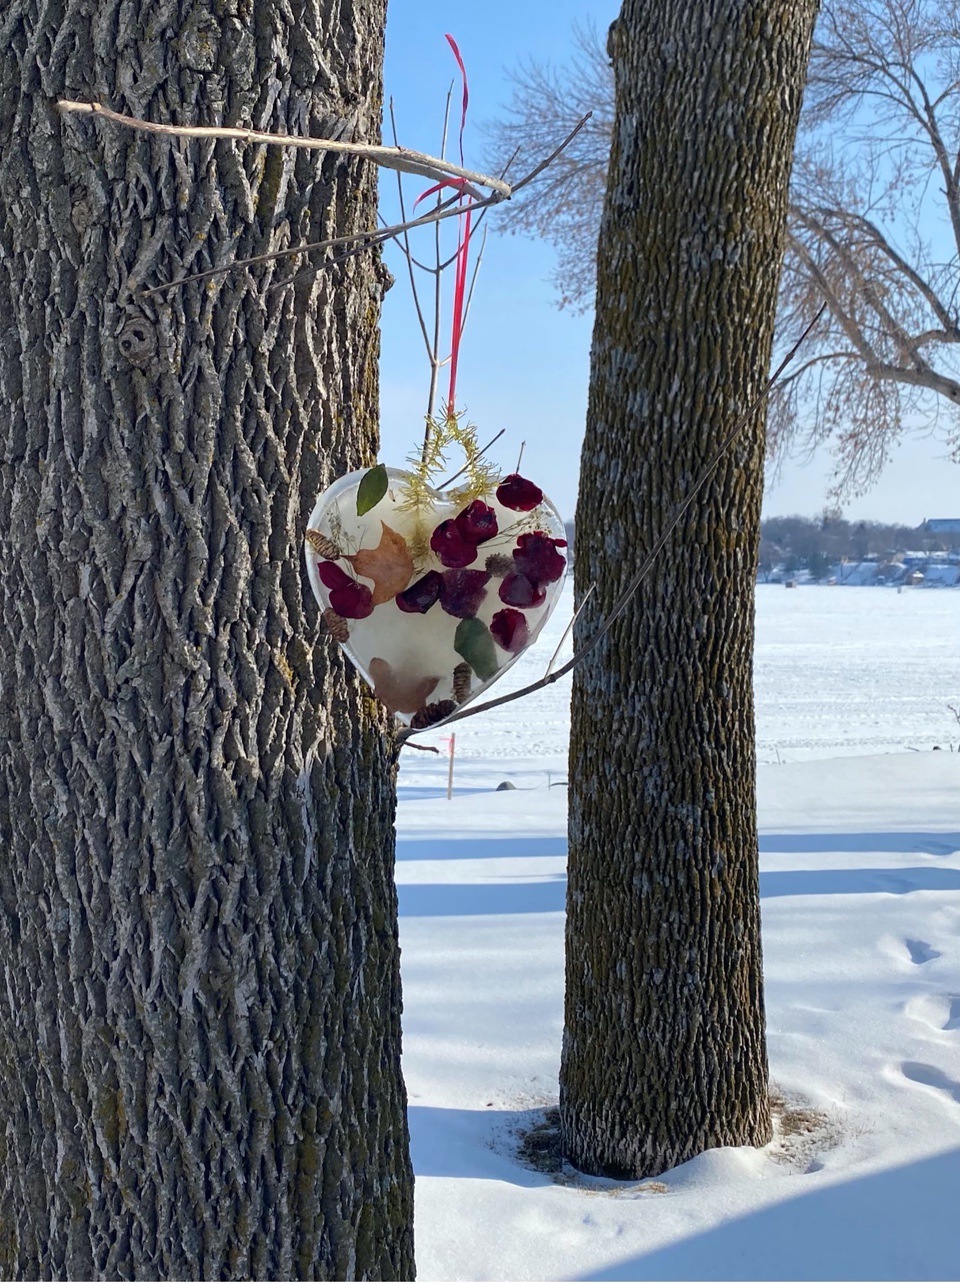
xmin=561 ymin=516 xmax=960 ymax=577
xmin=760 ymin=514 xmax=960 ymax=578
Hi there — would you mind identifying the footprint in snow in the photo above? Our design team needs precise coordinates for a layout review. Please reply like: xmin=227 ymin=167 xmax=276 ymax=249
xmin=904 ymin=938 xmax=942 ymax=965
xmin=904 ymin=993 xmax=960 ymax=1032
xmin=901 ymin=1061 xmax=960 ymax=1106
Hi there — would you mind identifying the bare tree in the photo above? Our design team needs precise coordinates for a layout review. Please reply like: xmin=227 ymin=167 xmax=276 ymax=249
xmin=487 ymin=0 xmax=960 ymax=494
xmin=776 ymin=0 xmax=960 ymax=492
xmin=483 ymin=23 xmax=614 ymax=310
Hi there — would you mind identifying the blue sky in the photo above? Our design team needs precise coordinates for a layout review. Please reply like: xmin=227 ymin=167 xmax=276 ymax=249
xmin=378 ymin=2 xmax=960 ymax=525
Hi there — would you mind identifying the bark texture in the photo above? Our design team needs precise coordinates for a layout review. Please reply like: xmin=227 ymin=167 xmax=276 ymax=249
xmin=0 ymin=1 xmax=415 ymax=1278
xmin=561 ymin=0 xmax=819 ymax=1179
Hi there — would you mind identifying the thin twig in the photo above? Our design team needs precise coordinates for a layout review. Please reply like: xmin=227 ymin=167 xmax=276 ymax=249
xmin=389 ymin=98 xmax=433 ymax=361
xmin=399 ymin=740 xmax=440 ymax=753
xmin=132 ymin=116 xmax=590 ymax=299
xmin=270 ymin=229 xmax=394 ymax=295
xmin=397 ymin=306 xmax=827 ymax=745
xmin=545 ymin=582 xmax=594 ymax=677
xmin=140 ymin=194 xmax=463 ymax=298
xmin=508 ymin=115 xmax=592 ymax=195
xmin=437 ymin=428 xmax=506 ymax=489
xmin=406 ymin=150 xmax=518 ymax=276
xmin=56 ymin=99 xmax=509 ymax=199
xmin=515 ymin=441 xmax=526 ymax=473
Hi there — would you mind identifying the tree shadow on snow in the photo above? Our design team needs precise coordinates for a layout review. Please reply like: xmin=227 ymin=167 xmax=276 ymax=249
xmin=397 ymin=863 xmax=958 ymax=918
xmin=398 ymin=876 xmax=566 ymax=917
xmin=583 ymin=1147 xmax=960 ymax=1281
xmin=760 ymin=831 xmax=959 ymax=856
xmin=760 ymin=867 xmax=960 ymax=897
xmin=406 ymin=1103 xmax=560 ymax=1188
xmin=396 ymin=835 xmax=567 ymax=863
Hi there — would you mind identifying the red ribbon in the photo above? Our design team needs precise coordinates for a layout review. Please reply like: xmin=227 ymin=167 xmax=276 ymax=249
xmin=447 ymin=202 xmax=472 ymax=413
xmin=443 ymin=34 xmax=470 ymax=413
xmin=412 ymin=37 xmax=473 ymax=416
xmin=445 ymin=34 xmax=469 ymax=165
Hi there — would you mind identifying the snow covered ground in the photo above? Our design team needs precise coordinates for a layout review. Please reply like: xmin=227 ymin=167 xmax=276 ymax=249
xmin=395 ymin=584 xmax=960 ymax=1281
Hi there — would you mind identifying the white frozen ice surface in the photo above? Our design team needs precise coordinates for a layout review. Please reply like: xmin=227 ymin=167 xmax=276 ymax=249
xmin=753 ymin=584 xmax=960 ymax=762
xmin=395 ymin=583 xmax=960 ymax=1280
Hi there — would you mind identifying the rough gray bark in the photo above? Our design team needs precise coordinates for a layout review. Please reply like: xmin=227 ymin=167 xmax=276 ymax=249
xmin=0 ymin=1 xmax=415 ymax=1278
xmin=561 ymin=0 xmax=819 ymax=1180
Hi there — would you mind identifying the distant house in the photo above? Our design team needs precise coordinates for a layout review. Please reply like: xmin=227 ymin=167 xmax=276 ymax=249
xmin=922 ymin=518 xmax=960 ymax=534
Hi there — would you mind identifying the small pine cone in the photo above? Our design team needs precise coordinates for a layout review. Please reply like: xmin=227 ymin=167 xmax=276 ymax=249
xmin=306 ymin=529 xmax=342 ymax=559
xmin=321 ymin=608 xmax=350 ymax=642
xmin=410 ymin=699 xmax=457 ymax=730
xmin=484 ymin=552 xmax=514 ymax=577
xmin=452 ymin=662 xmax=472 ymax=704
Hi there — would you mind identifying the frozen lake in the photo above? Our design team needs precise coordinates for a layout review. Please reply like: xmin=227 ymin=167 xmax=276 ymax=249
xmin=417 ymin=582 xmax=960 ymax=765
xmin=753 ymin=583 xmax=959 ymax=762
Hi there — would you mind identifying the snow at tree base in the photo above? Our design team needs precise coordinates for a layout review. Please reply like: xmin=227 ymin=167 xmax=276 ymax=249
xmin=395 ymin=583 xmax=960 ymax=1281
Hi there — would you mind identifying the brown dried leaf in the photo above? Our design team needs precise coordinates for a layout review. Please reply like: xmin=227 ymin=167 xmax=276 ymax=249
xmin=347 ymin=522 xmax=415 ymax=606
xmin=369 ymin=658 xmax=440 ymax=716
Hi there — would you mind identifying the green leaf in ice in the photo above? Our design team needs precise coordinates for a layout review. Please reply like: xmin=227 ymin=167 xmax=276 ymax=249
xmin=356 ymin=463 xmax=388 ymax=516
xmin=454 ymin=617 xmax=499 ymax=681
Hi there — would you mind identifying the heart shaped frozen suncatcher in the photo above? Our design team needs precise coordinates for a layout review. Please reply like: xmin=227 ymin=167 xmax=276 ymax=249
xmin=304 ymin=467 xmax=567 ymax=727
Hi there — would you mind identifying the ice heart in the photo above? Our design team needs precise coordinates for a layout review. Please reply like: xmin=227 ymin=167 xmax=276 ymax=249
xmin=304 ymin=467 xmax=568 ymax=727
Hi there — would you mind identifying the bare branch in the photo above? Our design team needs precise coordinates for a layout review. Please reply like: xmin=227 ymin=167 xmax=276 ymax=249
xmin=457 ymin=225 xmax=488 ymax=341
xmin=483 ymin=24 xmax=612 ymax=312
xmin=133 ymin=115 xmax=590 ymax=300
xmin=56 ymin=98 xmax=509 ymax=200
xmin=787 ymin=231 xmax=882 ymax=365
xmin=776 ymin=350 xmax=862 ymax=387
xmin=545 ymin=583 xmax=594 ymax=677
xmin=427 ymin=84 xmax=456 ymax=431
xmin=141 ymin=194 xmax=463 ymax=298
xmin=486 ymin=9 xmax=960 ymax=489
xmin=799 ymin=203 xmax=960 ymax=336
xmin=868 ymin=359 xmax=960 ymax=403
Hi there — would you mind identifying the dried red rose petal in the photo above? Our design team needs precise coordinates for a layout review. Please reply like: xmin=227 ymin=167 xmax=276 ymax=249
xmin=496 ymin=473 xmax=543 ymax=512
xmin=499 ymin=572 xmax=546 ymax=609
xmin=490 ymin=608 xmax=529 ymax=654
xmin=440 ymin=569 xmax=490 ymax=618
xmin=430 ymin=519 xmax=478 ymax=568
xmin=329 ymin=581 xmax=374 ymax=619
xmin=316 ymin=559 xmax=354 ymax=591
xmin=396 ymin=570 xmax=444 ymax=614
xmin=513 ymin=531 xmax=567 ymax=586
xmin=455 ymin=499 xmax=498 ymax=545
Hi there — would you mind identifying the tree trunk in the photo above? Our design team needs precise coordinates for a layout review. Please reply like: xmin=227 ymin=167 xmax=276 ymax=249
xmin=0 ymin=2 xmax=415 ymax=1278
xmin=561 ymin=0 xmax=819 ymax=1180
